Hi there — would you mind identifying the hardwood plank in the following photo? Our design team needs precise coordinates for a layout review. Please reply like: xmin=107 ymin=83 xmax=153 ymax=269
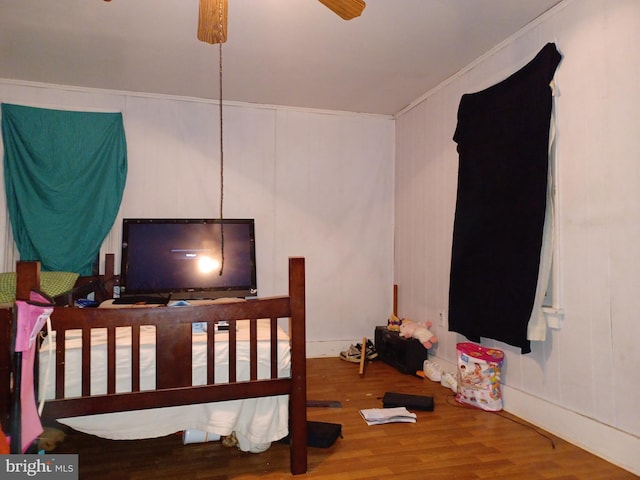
xmin=52 ymin=357 xmax=636 ymax=479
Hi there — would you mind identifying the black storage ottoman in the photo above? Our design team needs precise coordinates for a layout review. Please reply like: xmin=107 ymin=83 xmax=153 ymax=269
xmin=374 ymin=326 xmax=428 ymax=375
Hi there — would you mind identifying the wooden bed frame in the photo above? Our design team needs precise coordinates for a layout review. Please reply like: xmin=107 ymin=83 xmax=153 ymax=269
xmin=1 ymin=257 xmax=308 ymax=475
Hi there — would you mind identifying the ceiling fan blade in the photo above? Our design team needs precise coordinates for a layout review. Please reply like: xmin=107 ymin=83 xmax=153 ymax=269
xmin=318 ymin=0 xmax=366 ymax=20
xmin=197 ymin=0 xmax=228 ymax=44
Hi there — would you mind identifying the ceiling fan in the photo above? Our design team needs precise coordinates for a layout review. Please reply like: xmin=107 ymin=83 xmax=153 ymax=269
xmin=197 ymin=0 xmax=366 ymax=45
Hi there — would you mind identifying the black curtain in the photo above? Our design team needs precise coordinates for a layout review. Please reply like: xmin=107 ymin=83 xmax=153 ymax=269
xmin=448 ymin=43 xmax=562 ymax=354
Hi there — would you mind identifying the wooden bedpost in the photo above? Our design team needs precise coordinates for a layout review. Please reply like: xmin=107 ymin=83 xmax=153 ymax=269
xmin=104 ymin=253 xmax=115 ymax=298
xmin=16 ymin=262 xmax=40 ymax=300
xmin=288 ymin=257 xmax=307 ymax=475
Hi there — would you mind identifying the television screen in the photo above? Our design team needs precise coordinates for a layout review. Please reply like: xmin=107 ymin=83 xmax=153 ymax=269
xmin=120 ymin=218 xmax=257 ymax=300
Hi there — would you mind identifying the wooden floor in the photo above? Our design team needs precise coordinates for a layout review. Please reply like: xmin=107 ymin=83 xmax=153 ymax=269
xmin=53 ymin=357 xmax=636 ymax=479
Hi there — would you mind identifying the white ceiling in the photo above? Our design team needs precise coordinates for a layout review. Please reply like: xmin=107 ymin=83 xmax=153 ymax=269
xmin=0 ymin=0 xmax=563 ymax=116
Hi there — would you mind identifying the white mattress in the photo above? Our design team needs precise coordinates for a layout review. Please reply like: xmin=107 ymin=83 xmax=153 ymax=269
xmin=38 ymin=317 xmax=291 ymax=451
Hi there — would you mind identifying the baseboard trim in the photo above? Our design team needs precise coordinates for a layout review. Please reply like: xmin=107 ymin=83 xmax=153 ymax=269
xmin=501 ymin=386 xmax=639 ymax=476
xmin=306 ymin=340 xmax=353 ymax=359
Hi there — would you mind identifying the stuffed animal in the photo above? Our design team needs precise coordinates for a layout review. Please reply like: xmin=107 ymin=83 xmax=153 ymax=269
xmin=38 ymin=427 xmax=66 ymax=452
xmin=399 ymin=319 xmax=438 ymax=349
xmin=387 ymin=313 xmax=402 ymax=332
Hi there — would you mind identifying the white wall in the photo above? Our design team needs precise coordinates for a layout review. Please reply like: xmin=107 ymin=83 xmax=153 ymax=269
xmin=0 ymin=83 xmax=395 ymax=347
xmin=393 ymin=0 xmax=639 ymax=474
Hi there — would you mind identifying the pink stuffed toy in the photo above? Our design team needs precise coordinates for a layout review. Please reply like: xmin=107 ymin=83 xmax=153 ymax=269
xmin=399 ymin=319 xmax=438 ymax=349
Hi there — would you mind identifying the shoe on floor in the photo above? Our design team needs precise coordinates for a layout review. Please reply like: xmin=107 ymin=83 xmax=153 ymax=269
xmin=440 ymin=371 xmax=458 ymax=393
xmin=340 ymin=340 xmax=378 ymax=362
xmin=339 ymin=344 xmax=361 ymax=363
xmin=423 ymin=360 xmax=442 ymax=382
xmin=361 ymin=339 xmax=378 ymax=360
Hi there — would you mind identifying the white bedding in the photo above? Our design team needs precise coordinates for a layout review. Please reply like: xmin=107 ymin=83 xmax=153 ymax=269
xmin=38 ymin=316 xmax=291 ymax=451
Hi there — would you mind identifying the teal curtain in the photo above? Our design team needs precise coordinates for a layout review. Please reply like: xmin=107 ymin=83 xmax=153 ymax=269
xmin=2 ymin=103 xmax=127 ymax=275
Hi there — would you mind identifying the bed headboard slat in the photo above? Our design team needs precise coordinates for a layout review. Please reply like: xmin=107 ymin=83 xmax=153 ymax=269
xmin=155 ymin=323 xmax=192 ymax=389
xmin=270 ymin=318 xmax=278 ymax=379
xmin=249 ymin=319 xmax=258 ymax=381
xmin=106 ymin=326 xmax=116 ymax=394
xmin=228 ymin=320 xmax=237 ymax=383
xmin=131 ymin=326 xmax=141 ymax=392
xmin=55 ymin=332 xmax=66 ymax=398
xmin=81 ymin=330 xmax=91 ymax=397
xmin=207 ymin=323 xmax=215 ymax=384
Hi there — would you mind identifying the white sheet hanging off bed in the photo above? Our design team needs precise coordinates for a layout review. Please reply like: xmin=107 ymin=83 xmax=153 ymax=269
xmin=38 ymin=317 xmax=291 ymax=452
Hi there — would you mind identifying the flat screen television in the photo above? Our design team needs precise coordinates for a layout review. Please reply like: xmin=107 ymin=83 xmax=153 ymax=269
xmin=119 ymin=218 xmax=257 ymax=300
